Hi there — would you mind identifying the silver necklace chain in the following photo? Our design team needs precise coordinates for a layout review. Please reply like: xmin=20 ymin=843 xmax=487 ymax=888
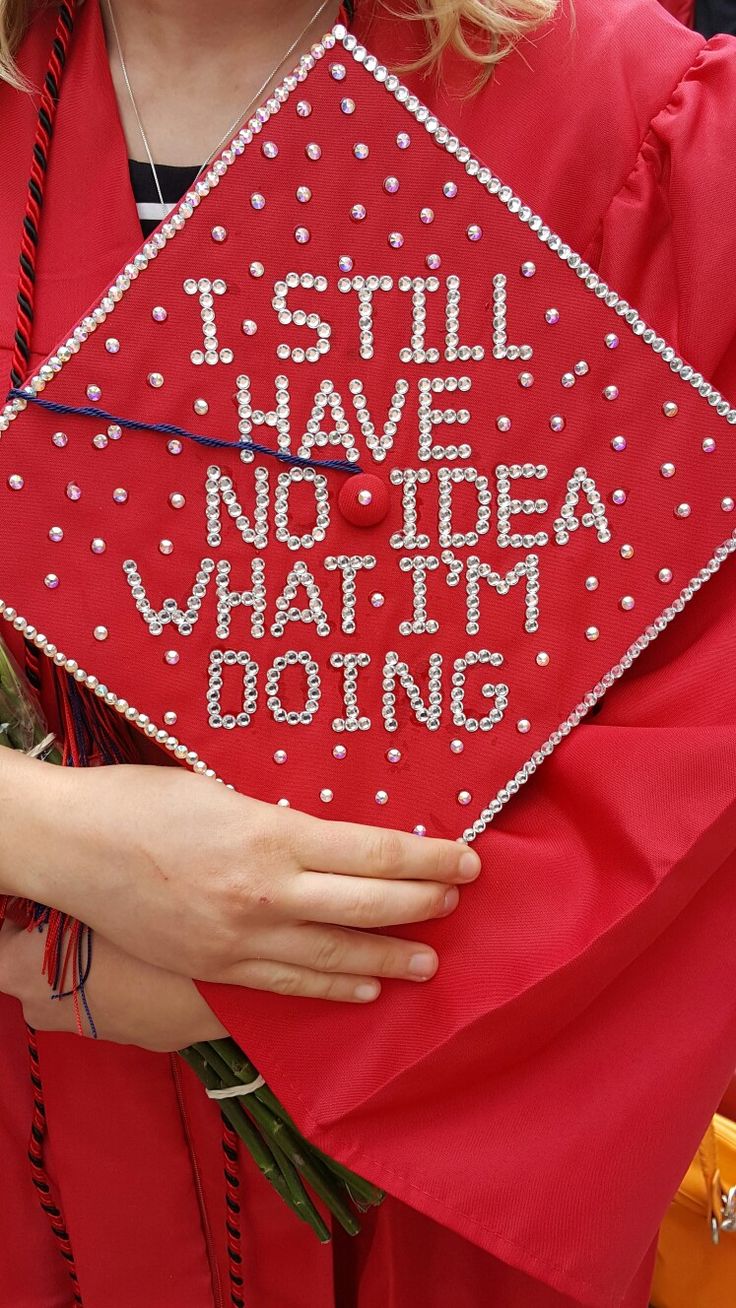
xmin=104 ymin=0 xmax=333 ymax=217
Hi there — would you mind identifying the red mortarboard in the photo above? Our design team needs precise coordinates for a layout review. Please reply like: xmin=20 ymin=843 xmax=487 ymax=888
xmin=1 ymin=22 xmax=734 ymax=841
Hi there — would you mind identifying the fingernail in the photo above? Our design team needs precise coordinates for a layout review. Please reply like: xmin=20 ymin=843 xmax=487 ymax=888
xmin=354 ymin=982 xmax=380 ymax=1002
xmin=443 ymin=886 xmax=460 ymax=913
xmin=458 ymin=849 xmax=481 ymax=881
xmin=408 ymin=952 xmax=437 ymax=978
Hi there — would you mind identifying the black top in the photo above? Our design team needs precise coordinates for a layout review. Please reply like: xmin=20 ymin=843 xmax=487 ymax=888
xmin=694 ymin=0 xmax=736 ymax=36
xmin=129 ymin=159 xmax=199 ymax=236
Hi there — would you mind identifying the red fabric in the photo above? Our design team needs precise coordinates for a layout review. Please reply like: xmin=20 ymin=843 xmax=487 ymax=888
xmin=658 ymin=0 xmax=696 ymax=26
xmin=1 ymin=2 xmax=735 ymax=1305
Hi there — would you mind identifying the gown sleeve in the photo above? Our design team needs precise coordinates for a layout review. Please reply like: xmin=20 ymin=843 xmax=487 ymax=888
xmin=201 ymin=38 xmax=736 ymax=1308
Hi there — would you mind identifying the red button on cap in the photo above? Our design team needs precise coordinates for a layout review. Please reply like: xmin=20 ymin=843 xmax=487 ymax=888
xmin=338 ymin=473 xmax=389 ymax=527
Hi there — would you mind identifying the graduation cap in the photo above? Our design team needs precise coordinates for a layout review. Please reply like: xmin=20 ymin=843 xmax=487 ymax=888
xmin=1 ymin=20 xmax=734 ymax=842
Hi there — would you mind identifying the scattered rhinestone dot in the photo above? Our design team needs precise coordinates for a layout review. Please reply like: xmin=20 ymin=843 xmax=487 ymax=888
xmin=611 ymin=488 xmax=627 ymax=505
xmin=90 ymin=538 xmax=106 ymax=554
xmin=48 ymin=526 xmax=63 ymax=542
xmin=605 ymin=333 xmax=619 ymax=349
xmin=536 ymin=652 xmax=550 ymax=667
xmin=242 ymin=319 xmax=257 ymax=336
xmin=370 ymin=592 xmax=385 ymax=608
xmin=320 ymin=788 xmax=333 ymax=803
xmin=8 ymin=474 xmax=24 ymax=490
xmin=152 ymin=306 xmax=168 ymax=322
xmin=660 ymin=462 xmax=676 ymax=478
xmin=388 ymin=231 xmax=404 ymax=248
xmin=723 ymin=497 xmax=735 ymax=512
xmin=620 ymin=544 xmax=634 ymax=559
xmin=386 ymin=749 xmax=401 ymax=764
xmin=306 ymin=142 xmax=322 ymax=160
xmin=426 ymin=253 xmax=441 ymax=269
xmin=350 ymin=203 xmax=366 ymax=221
xmin=585 ymin=626 xmax=600 ymax=641
xmin=663 ymin=401 xmax=679 ymax=418
xmin=250 ymin=193 xmax=266 ymax=211
xmin=93 ymin=433 xmax=108 ymax=449
xmin=330 ymin=62 xmax=346 ymax=80
xmin=112 ymin=487 xmax=128 ymax=503
xmin=169 ymin=493 xmax=185 ymax=509
xmin=333 ymin=745 xmax=347 ymax=760
xmin=703 ymin=437 xmax=716 ymax=453
xmin=249 ymin=262 xmax=264 ymax=278
xmin=148 ymin=372 xmax=164 ymax=389
xmin=443 ymin=181 xmax=457 ymax=198
xmin=353 ymin=142 xmax=369 ymax=159
xmin=164 ymin=712 xmax=178 ymax=726
xmin=517 ymin=719 xmax=531 ymax=734
xmin=261 ymin=141 xmax=278 ymax=159
xmin=396 ymin=131 xmax=411 ymax=148
xmin=193 ymin=399 xmax=208 ymax=416
xmin=168 ymin=439 xmax=183 ymax=455
xmin=159 ymin=539 xmax=174 ymax=555
xmin=274 ymin=750 xmax=288 ymax=765
xmin=620 ymin=596 xmax=635 ymax=611
xmin=105 ymin=338 xmax=120 ymax=354
xmin=520 ymin=261 xmax=536 ymax=278
xmin=294 ymin=226 xmax=311 ymax=244
xmin=466 ymin=224 xmax=483 ymax=241
xmin=338 ymin=255 xmax=354 ymax=272
xmin=296 ymin=100 xmax=311 ymax=117
xmin=66 ymin=481 xmax=81 ymax=501
xmin=611 ymin=435 xmax=627 ymax=452
xmin=52 ymin=431 xmax=68 ymax=448
xmin=340 ymin=97 xmax=355 ymax=114
xmin=86 ymin=384 xmax=101 ymax=402
xmin=164 ymin=650 xmax=180 ymax=666
xmin=658 ymin=567 xmax=673 ymax=584
xmin=93 ymin=626 xmax=108 ymax=641
xmin=550 ymin=415 xmax=565 ymax=432
xmin=296 ymin=185 xmax=311 ymax=203
xmin=413 ymin=824 xmax=427 ymax=837
xmin=457 ymin=790 xmax=472 ymax=806
xmin=419 ymin=207 xmax=434 ymax=224
xmin=375 ymin=790 xmax=389 ymax=805
xmin=585 ymin=576 xmax=599 ymax=591
xmin=44 ymin=573 xmax=59 ymax=589
xmin=603 ymin=385 xmax=619 ymax=401
xmin=675 ymin=502 xmax=691 ymax=518
xmin=496 ymin=415 xmax=511 ymax=432
xmin=545 ymin=308 xmax=560 ymax=325
xmin=450 ymin=739 xmax=464 ymax=754
xmin=211 ymin=226 xmax=227 ymax=242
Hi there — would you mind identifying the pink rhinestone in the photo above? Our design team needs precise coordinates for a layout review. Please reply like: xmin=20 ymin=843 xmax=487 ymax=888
xmin=383 ymin=176 xmax=400 ymax=194
xmin=294 ymin=226 xmax=311 ymax=244
xmin=167 ymin=439 xmax=183 ymax=455
xmin=52 ymin=431 xmax=68 ymax=448
xmin=413 ymin=824 xmax=427 ymax=837
xmin=517 ymin=719 xmax=531 ymax=733
xmin=261 ymin=141 xmax=278 ymax=158
xmin=350 ymin=203 xmax=366 ymax=222
xmin=358 ymin=489 xmax=373 ymax=506
xmin=663 ymin=401 xmax=679 ymax=418
xmin=48 ymin=526 xmax=63 ymax=542
xmin=338 ymin=255 xmax=353 ymax=272
xmin=152 ymin=306 xmax=168 ymax=322
xmin=333 ymin=745 xmax=347 ymax=760
xmin=370 ymin=592 xmax=385 ymax=608
xmin=112 ymin=487 xmax=128 ymax=503
xmin=242 ymin=320 xmax=257 ymax=336
xmin=536 ymin=652 xmax=550 ymax=667
xmin=443 ymin=181 xmax=457 ymax=198
xmin=105 ymin=338 xmax=120 ymax=354
xmin=108 ymin=425 xmax=122 ymax=440
xmin=550 ymin=415 xmax=565 ymax=432
xmin=457 ymin=790 xmax=472 ymax=806
xmin=340 ymin=98 xmax=355 ymax=114
xmin=7 ymin=474 xmax=24 ymax=490
xmin=520 ymin=261 xmax=536 ymax=277
xmin=603 ymin=385 xmax=620 ymax=400
xmin=620 ymin=596 xmax=635 ymax=611
xmin=211 ymin=226 xmax=227 ymax=242
xmin=375 ymin=790 xmax=389 ymax=805
xmin=169 ymin=493 xmax=185 ymax=509
xmin=159 ymin=539 xmax=174 ymax=555
xmin=420 ymin=207 xmax=434 ymax=224
xmin=545 ymin=308 xmax=560 ymax=324
xmin=353 ymin=143 xmax=369 ymax=159
xmin=93 ymin=433 xmax=108 ymax=449
xmin=148 ymin=372 xmax=164 ymax=388
xmin=450 ymin=740 xmax=464 ymax=754
xmin=658 ymin=568 xmax=673 ymax=583
xmin=518 ymin=372 xmax=534 ymax=388
xmin=330 ymin=62 xmax=346 ymax=80
xmin=44 ymin=573 xmax=59 ymax=589
xmin=497 ymin=415 xmax=512 ymax=432
xmin=611 ymin=435 xmax=627 ymax=451
xmin=660 ymin=462 xmax=676 ymax=478
xmin=250 ymin=193 xmax=266 ymax=210
xmin=703 ymin=437 xmax=716 ymax=453
xmin=66 ymin=481 xmax=81 ymax=501
xmin=388 ymin=231 xmax=404 ymax=248
xmin=386 ymin=749 xmax=401 ymax=763
xmin=466 ymin=224 xmax=483 ymax=241
xmin=426 ymin=253 xmax=441 ymax=270
xmin=396 ymin=131 xmax=411 ymax=148
xmin=605 ymin=333 xmax=619 ymax=349
xmin=296 ymin=100 xmax=312 ymax=117
xmin=611 ymin=489 xmax=627 ymax=505
xmin=585 ymin=626 xmax=600 ymax=641
xmin=273 ymin=750 xmax=288 ymax=764
xmin=90 ymin=538 xmax=106 ymax=554
xmin=164 ymin=650 xmax=179 ymax=666
xmin=306 ymin=142 xmax=322 ymax=160
xmin=296 ymin=185 xmax=311 ymax=203
xmin=86 ymin=384 xmax=101 ymax=402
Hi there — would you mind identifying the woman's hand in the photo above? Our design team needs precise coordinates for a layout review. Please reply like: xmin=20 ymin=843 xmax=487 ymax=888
xmin=1 ymin=755 xmax=480 ymax=1003
xmin=0 ymin=922 xmax=227 ymax=1052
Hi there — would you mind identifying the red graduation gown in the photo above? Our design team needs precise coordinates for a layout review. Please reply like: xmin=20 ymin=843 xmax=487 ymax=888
xmin=1 ymin=2 xmax=736 ymax=1305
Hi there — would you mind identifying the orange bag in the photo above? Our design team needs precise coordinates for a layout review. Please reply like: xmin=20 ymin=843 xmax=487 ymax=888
xmin=651 ymin=1114 xmax=736 ymax=1307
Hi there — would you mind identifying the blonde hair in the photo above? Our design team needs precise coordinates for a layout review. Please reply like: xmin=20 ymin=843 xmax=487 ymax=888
xmin=0 ymin=0 xmax=559 ymax=89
